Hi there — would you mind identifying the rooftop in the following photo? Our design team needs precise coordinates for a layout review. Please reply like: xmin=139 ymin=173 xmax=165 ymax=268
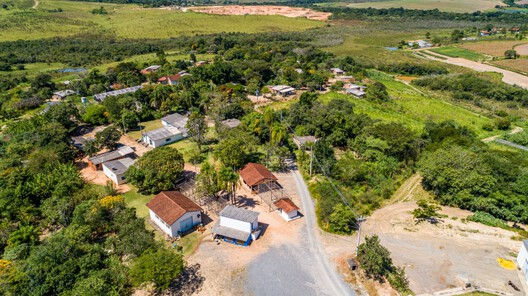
xmin=239 ymin=163 xmax=278 ymax=187
xmin=94 ymin=85 xmax=143 ymax=102
xmin=146 ymin=191 xmax=202 ymax=225
xmin=221 ymin=118 xmax=241 ymax=129
xmin=162 ymin=113 xmax=188 ymax=129
xmin=88 ymin=146 xmax=135 ymax=165
xmin=53 ymin=90 xmax=75 ymax=98
xmin=143 ymin=126 xmax=184 ymax=141
xmin=274 ymin=198 xmax=299 ymax=213
xmin=271 ymin=85 xmax=295 ymax=93
xmin=219 ymin=205 xmax=259 ymax=223
xmin=212 ymin=222 xmax=251 ymax=242
xmin=102 ymin=157 xmax=135 ymax=175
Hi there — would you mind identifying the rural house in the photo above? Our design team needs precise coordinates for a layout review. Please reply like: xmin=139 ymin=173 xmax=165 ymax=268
xmin=142 ymin=126 xmax=187 ymax=148
xmin=158 ymin=71 xmax=190 ymax=86
xmin=162 ymin=112 xmax=188 ymax=129
xmin=239 ymin=163 xmax=281 ymax=194
xmin=94 ymin=85 xmax=143 ymax=101
xmin=146 ymin=191 xmax=203 ymax=238
xmin=221 ymin=118 xmax=241 ymax=129
xmin=517 ymin=240 xmax=528 ymax=285
xmin=407 ymin=40 xmax=432 ymax=48
xmin=52 ymin=90 xmax=75 ymax=100
xmin=142 ymin=113 xmax=189 ymax=148
xmin=212 ymin=205 xmax=261 ymax=246
xmin=330 ymin=67 xmax=345 ymax=76
xmin=343 ymin=83 xmax=366 ymax=98
xmin=102 ymin=157 xmax=135 ymax=185
xmin=270 ymin=85 xmax=296 ymax=97
xmin=274 ymin=198 xmax=300 ymax=222
xmin=140 ymin=65 xmax=161 ymax=75
xmin=87 ymin=146 xmax=135 ymax=171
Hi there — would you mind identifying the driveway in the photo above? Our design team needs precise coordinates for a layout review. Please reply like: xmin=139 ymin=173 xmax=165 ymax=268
xmin=421 ymin=50 xmax=528 ymax=89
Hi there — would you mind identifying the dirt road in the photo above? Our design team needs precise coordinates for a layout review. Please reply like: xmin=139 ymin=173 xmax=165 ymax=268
xmin=291 ymin=169 xmax=356 ymax=296
xmin=421 ymin=50 xmax=528 ymax=89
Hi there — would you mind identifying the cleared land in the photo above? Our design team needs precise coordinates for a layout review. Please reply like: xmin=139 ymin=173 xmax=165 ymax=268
xmin=516 ymin=44 xmax=528 ymax=55
xmin=362 ymin=201 xmax=524 ymax=295
xmin=188 ymin=5 xmax=331 ymax=21
xmin=338 ymin=0 xmax=503 ymax=13
xmin=430 ymin=47 xmax=486 ymax=61
xmin=0 ymin=1 xmax=324 ymax=41
xmin=492 ymin=58 xmax=528 ymax=74
xmin=422 ymin=50 xmax=528 ymax=89
xmin=460 ymin=40 xmax=528 ymax=57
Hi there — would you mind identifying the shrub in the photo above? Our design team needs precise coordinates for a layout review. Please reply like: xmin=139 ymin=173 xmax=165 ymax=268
xmin=467 ymin=211 xmax=508 ymax=228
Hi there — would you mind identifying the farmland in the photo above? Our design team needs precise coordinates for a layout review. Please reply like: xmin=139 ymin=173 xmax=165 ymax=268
xmin=459 ymin=40 xmax=528 ymax=57
xmin=430 ymin=46 xmax=486 ymax=61
xmin=0 ymin=0 xmax=324 ymax=41
xmin=326 ymin=0 xmax=504 ymax=13
xmin=492 ymin=58 xmax=528 ymax=74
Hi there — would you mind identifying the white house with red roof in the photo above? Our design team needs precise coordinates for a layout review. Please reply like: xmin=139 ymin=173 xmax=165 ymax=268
xmin=274 ymin=198 xmax=301 ymax=222
xmin=146 ymin=191 xmax=202 ymax=237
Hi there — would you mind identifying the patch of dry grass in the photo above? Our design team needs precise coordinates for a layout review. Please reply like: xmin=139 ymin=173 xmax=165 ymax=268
xmin=492 ymin=58 xmax=528 ymax=74
xmin=460 ymin=40 xmax=528 ymax=57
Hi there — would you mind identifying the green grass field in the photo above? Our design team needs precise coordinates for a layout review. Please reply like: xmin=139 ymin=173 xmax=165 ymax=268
xmin=327 ymin=0 xmax=503 ymax=13
xmin=429 ymin=47 xmax=486 ymax=61
xmin=318 ymin=72 xmax=495 ymax=138
xmin=0 ymin=0 xmax=324 ymax=41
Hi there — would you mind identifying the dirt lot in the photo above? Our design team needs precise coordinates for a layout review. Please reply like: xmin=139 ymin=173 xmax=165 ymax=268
xmin=493 ymin=58 xmax=528 ymax=74
xmin=362 ymin=200 xmax=524 ymax=295
xmin=187 ymin=5 xmax=331 ymax=21
xmin=460 ymin=41 xmax=527 ymax=57
xmin=515 ymin=44 xmax=528 ymax=56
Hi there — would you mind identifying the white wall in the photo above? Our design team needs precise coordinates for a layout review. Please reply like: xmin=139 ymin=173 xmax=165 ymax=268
xmin=102 ymin=165 xmax=127 ymax=185
xmin=143 ymin=133 xmax=183 ymax=148
xmin=220 ymin=216 xmax=253 ymax=233
xmin=149 ymin=209 xmax=172 ymax=237
xmin=170 ymin=211 xmax=202 ymax=235
xmin=278 ymin=209 xmax=298 ymax=221
xmin=517 ymin=243 xmax=528 ymax=284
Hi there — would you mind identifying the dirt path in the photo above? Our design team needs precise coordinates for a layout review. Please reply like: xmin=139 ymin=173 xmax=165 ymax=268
xmin=421 ymin=50 xmax=528 ymax=89
xmin=389 ymin=173 xmax=423 ymax=204
xmin=482 ymin=126 xmax=523 ymax=143
xmin=32 ymin=0 xmax=39 ymax=9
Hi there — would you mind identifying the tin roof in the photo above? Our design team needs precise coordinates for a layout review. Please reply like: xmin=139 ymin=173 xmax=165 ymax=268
xmin=162 ymin=113 xmax=188 ymax=129
xmin=219 ymin=205 xmax=259 ymax=223
xmin=88 ymin=146 xmax=134 ymax=166
xmin=212 ymin=222 xmax=251 ymax=242
xmin=102 ymin=157 xmax=135 ymax=175
xmin=143 ymin=126 xmax=183 ymax=141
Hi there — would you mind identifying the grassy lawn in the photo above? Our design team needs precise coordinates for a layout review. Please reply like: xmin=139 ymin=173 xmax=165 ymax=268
xmin=430 ymin=47 xmax=486 ymax=61
xmin=123 ymin=187 xmax=153 ymax=219
xmin=319 ymin=73 xmax=495 ymax=138
xmin=335 ymin=0 xmax=502 ymax=13
xmin=127 ymin=119 xmax=164 ymax=140
xmin=168 ymin=139 xmax=199 ymax=162
xmin=0 ymin=0 xmax=324 ymax=41
xmin=177 ymin=231 xmax=204 ymax=256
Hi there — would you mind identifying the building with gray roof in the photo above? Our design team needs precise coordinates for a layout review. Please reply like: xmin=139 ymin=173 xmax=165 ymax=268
xmin=142 ymin=126 xmax=187 ymax=148
xmin=212 ymin=205 xmax=261 ymax=246
xmin=87 ymin=146 xmax=135 ymax=170
xmin=102 ymin=157 xmax=135 ymax=185
xmin=94 ymin=85 xmax=143 ymax=102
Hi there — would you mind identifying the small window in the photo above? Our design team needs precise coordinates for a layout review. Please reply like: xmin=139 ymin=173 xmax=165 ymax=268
xmin=121 ymin=176 xmax=126 ymax=180
xmin=165 ymin=138 xmax=171 ymax=142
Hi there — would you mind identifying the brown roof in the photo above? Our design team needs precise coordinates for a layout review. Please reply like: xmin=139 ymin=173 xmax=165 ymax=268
xmin=146 ymin=191 xmax=202 ymax=225
xmin=274 ymin=198 xmax=299 ymax=213
xmin=239 ymin=163 xmax=278 ymax=187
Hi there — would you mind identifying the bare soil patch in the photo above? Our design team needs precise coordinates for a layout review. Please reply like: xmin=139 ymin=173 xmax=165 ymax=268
xmin=515 ymin=44 xmax=528 ymax=56
xmin=460 ymin=41 xmax=527 ymax=57
xmin=188 ymin=5 xmax=331 ymax=21
xmin=362 ymin=201 xmax=524 ymax=295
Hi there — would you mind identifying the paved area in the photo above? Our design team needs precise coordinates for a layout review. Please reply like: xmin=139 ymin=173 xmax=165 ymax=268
xmin=421 ymin=50 xmax=528 ymax=89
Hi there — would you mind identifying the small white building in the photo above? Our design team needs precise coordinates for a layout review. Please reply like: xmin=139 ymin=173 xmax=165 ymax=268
xmin=517 ymin=240 xmax=528 ymax=285
xmin=102 ymin=157 xmax=135 ymax=185
xmin=142 ymin=126 xmax=186 ymax=148
xmin=408 ymin=40 xmax=432 ymax=48
xmin=330 ymin=68 xmax=345 ymax=76
xmin=274 ymin=198 xmax=300 ymax=222
xmin=162 ymin=112 xmax=188 ymax=129
xmin=212 ymin=205 xmax=261 ymax=246
xmin=146 ymin=191 xmax=203 ymax=237
xmin=52 ymin=90 xmax=75 ymax=100
xmin=270 ymin=85 xmax=296 ymax=97
xmin=343 ymin=83 xmax=366 ymax=98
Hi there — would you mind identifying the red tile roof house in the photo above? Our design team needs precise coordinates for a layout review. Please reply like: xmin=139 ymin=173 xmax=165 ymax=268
xmin=274 ymin=198 xmax=301 ymax=222
xmin=239 ymin=163 xmax=281 ymax=194
xmin=146 ymin=191 xmax=203 ymax=238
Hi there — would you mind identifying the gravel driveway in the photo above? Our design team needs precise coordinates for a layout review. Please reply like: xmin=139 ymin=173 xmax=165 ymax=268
xmin=243 ymin=170 xmax=356 ymax=296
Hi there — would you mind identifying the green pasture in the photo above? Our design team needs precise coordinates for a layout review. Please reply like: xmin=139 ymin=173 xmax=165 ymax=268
xmin=429 ymin=47 xmax=486 ymax=61
xmin=319 ymin=73 xmax=495 ymax=138
xmin=330 ymin=0 xmax=502 ymax=13
xmin=0 ymin=0 xmax=324 ymax=41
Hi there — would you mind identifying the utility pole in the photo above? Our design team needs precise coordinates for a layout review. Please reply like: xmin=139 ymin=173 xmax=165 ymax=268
xmin=356 ymin=215 xmax=364 ymax=256
xmin=309 ymin=145 xmax=313 ymax=176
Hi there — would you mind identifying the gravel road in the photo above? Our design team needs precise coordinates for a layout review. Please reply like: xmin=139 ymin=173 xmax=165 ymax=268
xmin=245 ymin=170 xmax=355 ymax=296
xmin=421 ymin=50 xmax=528 ymax=89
